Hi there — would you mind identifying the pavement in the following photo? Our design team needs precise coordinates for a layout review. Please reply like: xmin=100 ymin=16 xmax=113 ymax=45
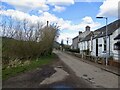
xmin=66 ymin=51 xmax=120 ymax=76
xmin=55 ymin=51 xmax=120 ymax=88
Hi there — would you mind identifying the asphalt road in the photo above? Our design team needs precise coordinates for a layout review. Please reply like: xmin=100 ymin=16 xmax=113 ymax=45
xmin=54 ymin=51 xmax=119 ymax=88
xmin=2 ymin=51 xmax=119 ymax=88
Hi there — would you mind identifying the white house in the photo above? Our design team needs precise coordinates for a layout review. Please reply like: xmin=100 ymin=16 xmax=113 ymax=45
xmin=78 ymin=19 xmax=120 ymax=60
xmin=78 ymin=32 xmax=93 ymax=54
xmin=91 ymin=19 xmax=120 ymax=60
xmin=72 ymin=26 xmax=91 ymax=49
xmin=78 ymin=26 xmax=91 ymax=52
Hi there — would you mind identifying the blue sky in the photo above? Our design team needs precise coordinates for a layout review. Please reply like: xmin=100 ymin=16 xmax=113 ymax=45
xmin=0 ymin=0 xmax=118 ymax=44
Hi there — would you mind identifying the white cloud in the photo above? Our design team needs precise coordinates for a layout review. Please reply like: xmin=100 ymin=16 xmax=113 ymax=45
xmin=0 ymin=9 xmax=100 ymax=44
xmin=97 ymin=0 xmax=118 ymax=17
xmin=0 ymin=9 xmax=40 ymax=24
xmin=53 ymin=6 xmax=66 ymax=12
xmin=0 ymin=10 xmax=100 ymax=30
xmin=82 ymin=16 xmax=94 ymax=24
xmin=1 ymin=0 xmax=49 ymax=12
xmin=47 ymin=0 xmax=74 ymax=6
xmin=80 ymin=16 xmax=100 ymax=31
xmin=57 ymin=32 xmax=77 ymax=44
xmin=2 ymin=0 xmax=75 ymax=12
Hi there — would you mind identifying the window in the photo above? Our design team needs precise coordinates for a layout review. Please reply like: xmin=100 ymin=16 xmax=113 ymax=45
xmin=114 ymin=42 xmax=120 ymax=50
xmin=99 ymin=44 xmax=102 ymax=47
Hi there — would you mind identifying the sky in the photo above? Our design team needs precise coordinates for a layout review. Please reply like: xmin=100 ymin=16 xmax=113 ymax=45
xmin=0 ymin=0 xmax=119 ymax=44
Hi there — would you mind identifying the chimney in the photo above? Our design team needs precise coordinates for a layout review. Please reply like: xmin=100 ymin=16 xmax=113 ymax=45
xmin=47 ymin=21 xmax=49 ymax=27
xmin=79 ymin=31 xmax=82 ymax=35
xmin=85 ymin=26 xmax=90 ymax=31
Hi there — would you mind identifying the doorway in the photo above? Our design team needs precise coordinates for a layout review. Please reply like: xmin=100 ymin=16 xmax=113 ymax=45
xmin=96 ymin=39 xmax=98 ymax=56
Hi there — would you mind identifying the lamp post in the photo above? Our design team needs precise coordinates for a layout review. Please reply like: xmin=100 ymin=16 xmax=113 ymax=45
xmin=96 ymin=17 xmax=108 ymax=66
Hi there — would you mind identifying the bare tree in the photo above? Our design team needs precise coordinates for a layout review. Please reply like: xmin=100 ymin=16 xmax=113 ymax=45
xmin=1 ymin=20 xmax=6 ymax=37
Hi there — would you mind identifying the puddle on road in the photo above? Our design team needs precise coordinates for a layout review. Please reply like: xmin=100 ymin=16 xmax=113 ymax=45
xmin=40 ymin=67 xmax=69 ymax=85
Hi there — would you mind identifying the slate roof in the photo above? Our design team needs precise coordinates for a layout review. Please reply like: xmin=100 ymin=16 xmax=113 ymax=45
xmin=114 ymin=34 xmax=120 ymax=40
xmin=81 ymin=32 xmax=93 ymax=41
xmin=74 ymin=19 xmax=120 ymax=43
xmin=93 ymin=19 xmax=120 ymax=39
xmin=73 ymin=36 xmax=78 ymax=40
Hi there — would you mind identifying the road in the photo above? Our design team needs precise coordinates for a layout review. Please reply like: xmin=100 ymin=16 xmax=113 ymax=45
xmin=55 ymin=51 xmax=119 ymax=88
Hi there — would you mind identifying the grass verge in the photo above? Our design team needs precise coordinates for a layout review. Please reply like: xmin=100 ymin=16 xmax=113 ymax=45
xmin=2 ymin=53 xmax=57 ymax=80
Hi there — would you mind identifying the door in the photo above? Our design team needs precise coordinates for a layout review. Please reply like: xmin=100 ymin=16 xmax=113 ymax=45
xmin=96 ymin=39 xmax=98 ymax=56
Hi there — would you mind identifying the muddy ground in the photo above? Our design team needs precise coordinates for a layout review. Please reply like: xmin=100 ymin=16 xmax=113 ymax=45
xmin=2 ymin=54 xmax=94 ymax=89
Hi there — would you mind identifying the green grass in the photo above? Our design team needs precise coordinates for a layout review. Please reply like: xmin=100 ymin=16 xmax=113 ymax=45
xmin=2 ymin=53 xmax=57 ymax=80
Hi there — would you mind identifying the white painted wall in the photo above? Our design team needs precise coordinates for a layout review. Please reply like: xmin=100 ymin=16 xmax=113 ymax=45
xmin=98 ymin=37 xmax=103 ymax=57
xmin=91 ymin=39 xmax=96 ymax=56
xmin=72 ymin=37 xmax=79 ymax=49
xmin=110 ymin=28 xmax=120 ymax=60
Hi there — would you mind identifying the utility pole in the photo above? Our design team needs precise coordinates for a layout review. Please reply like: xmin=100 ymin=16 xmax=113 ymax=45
xmin=96 ymin=16 xmax=108 ymax=66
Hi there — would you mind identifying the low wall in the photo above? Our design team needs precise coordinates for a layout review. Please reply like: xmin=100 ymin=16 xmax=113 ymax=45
xmin=66 ymin=51 xmax=120 ymax=68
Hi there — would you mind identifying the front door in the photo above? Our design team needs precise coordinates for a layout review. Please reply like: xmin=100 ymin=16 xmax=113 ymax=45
xmin=96 ymin=39 xmax=98 ymax=56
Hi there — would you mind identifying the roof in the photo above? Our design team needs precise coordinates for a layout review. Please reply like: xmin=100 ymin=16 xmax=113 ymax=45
xmin=72 ymin=36 xmax=78 ymax=40
xmin=81 ymin=32 xmax=93 ymax=41
xmin=93 ymin=19 xmax=120 ymax=39
xmin=114 ymin=34 xmax=120 ymax=40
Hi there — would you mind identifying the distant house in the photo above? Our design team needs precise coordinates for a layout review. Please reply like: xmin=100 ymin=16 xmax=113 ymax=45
xmin=72 ymin=36 xmax=79 ymax=49
xmin=77 ymin=19 xmax=120 ymax=60
xmin=78 ymin=32 xmax=93 ymax=54
xmin=72 ymin=26 xmax=91 ymax=50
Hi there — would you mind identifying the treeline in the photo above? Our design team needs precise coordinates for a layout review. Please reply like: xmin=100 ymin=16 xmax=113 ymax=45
xmin=2 ymin=17 xmax=59 ymax=64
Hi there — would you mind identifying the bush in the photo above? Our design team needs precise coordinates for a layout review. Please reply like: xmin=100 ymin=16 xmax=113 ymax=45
xmin=82 ymin=49 xmax=90 ymax=55
xmin=2 ymin=25 xmax=59 ymax=65
xmin=67 ymin=48 xmax=80 ymax=53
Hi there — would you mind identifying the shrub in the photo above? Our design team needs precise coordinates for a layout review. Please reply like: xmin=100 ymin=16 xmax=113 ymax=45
xmin=2 ymin=25 xmax=59 ymax=65
xmin=68 ymin=48 xmax=80 ymax=53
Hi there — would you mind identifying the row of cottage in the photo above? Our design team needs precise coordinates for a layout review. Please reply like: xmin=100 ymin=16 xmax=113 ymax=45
xmin=72 ymin=19 xmax=120 ymax=61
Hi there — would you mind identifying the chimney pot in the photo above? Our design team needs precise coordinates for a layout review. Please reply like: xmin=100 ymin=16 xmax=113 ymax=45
xmin=79 ymin=31 xmax=82 ymax=35
xmin=86 ymin=26 xmax=90 ymax=31
xmin=47 ymin=21 xmax=49 ymax=27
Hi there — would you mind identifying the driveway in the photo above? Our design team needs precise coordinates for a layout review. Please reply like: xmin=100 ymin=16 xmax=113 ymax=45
xmin=54 ymin=51 xmax=119 ymax=88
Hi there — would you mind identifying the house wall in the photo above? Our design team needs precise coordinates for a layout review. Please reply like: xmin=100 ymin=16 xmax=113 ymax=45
xmin=98 ymin=37 xmax=103 ymax=57
xmin=89 ymin=40 xmax=91 ymax=51
xmin=79 ymin=41 xmax=89 ymax=51
xmin=72 ymin=37 xmax=79 ymax=49
xmin=110 ymin=28 xmax=120 ymax=60
xmin=91 ymin=37 xmax=110 ymax=57
xmin=78 ymin=41 xmax=83 ymax=54
xmin=91 ymin=39 xmax=96 ymax=56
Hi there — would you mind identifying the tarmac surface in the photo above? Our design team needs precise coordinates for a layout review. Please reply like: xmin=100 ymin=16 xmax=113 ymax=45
xmin=55 ymin=51 xmax=119 ymax=88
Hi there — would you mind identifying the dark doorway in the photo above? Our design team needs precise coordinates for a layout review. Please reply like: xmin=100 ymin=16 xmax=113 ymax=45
xmin=96 ymin=39 xmax=98 ymax=56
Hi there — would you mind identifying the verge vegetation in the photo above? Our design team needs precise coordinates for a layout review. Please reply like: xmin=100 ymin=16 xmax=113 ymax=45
xmin=1 ymin=17 xmax=59 ymax=80
xmin=2 ymin=54 xmax=57 ymax=80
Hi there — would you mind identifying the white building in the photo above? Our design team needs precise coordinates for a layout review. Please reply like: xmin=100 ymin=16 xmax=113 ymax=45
xmin=78 ymin=19 xmax=120 ymax=60
xmin=72 ymin=26 xmax=91 ymax=50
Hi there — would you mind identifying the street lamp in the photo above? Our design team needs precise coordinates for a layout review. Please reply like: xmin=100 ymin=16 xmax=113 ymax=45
xmin=96 ymin=16 xmax=108 ymax=66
